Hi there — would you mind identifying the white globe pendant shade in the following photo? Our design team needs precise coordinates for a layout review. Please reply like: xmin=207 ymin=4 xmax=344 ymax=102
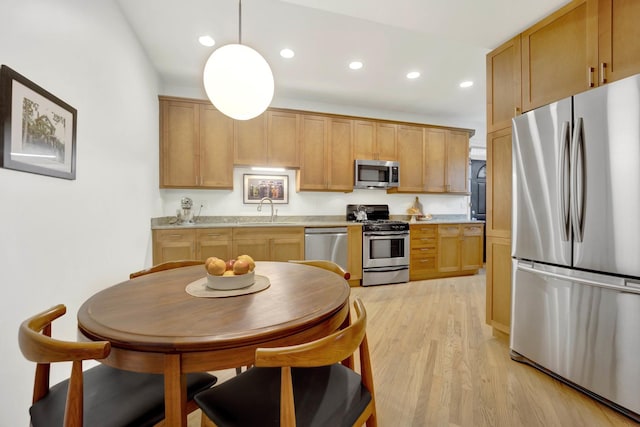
xmin=203 ymin=44 xmax=274 ymax=120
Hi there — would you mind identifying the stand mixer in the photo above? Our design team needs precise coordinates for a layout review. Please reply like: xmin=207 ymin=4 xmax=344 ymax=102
xmin=177 ymin=197 xmax=194 ymax=224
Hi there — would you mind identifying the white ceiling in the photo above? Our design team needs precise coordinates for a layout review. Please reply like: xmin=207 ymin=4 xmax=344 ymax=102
xmin=116 ymin=0 xmax=570 ymax=134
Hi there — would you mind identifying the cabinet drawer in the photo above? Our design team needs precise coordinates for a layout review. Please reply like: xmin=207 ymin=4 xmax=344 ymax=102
xmin=410 ymin=224 xmax=437 ymax=237
xmin=411 ymin=245 xmax=437 ymax=256
xmin=438 ymin=225 xmax=460 ymax=236
xmin=197 ymin=228 xmax=233 ymax=240
xmin=154 ymin=229 xmax=196 ymax=242
xmin=463 ymin=225 xmax=484 ymax=236
xmin=410 ymin=255 xmax=437 ymax=271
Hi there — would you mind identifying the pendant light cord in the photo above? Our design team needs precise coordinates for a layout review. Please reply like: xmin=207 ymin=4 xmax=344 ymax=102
xmin=238 ymin=0 xmax=242 ymax=44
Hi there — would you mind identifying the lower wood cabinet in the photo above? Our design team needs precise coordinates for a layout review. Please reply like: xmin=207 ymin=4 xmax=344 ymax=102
xmin=232 ymin=227 xmax=304 ymax=262
xmin=410 ymin=223 xmax=484 ymax=280
xmin=153 ymin=227 xmax=304 ymax=264
xmin=485 ymin=236 xmax=512 ymax=335
xmin=152 ymin=229 xmax=197 ymax=265
xmin=347 ymin=225 xmax=363 ymax=286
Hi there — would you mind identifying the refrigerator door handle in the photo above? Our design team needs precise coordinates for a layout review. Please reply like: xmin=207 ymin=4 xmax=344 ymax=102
xmin=570 ymin=117 xmax=585 ymax=242
xmin=559 ymin=121 xmax=571 ymax=242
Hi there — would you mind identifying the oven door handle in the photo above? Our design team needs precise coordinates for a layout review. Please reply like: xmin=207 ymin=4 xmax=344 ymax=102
xmin=365 ymin=232 xmax=409 ymax=238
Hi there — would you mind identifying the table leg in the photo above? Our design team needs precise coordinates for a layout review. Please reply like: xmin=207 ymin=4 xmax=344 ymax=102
xmin=164 ymin=353 xmax=188 ymax=426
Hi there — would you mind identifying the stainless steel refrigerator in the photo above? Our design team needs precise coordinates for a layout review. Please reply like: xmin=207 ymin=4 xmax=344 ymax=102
xmin=511 ymin=73 xmax=640 ymax=422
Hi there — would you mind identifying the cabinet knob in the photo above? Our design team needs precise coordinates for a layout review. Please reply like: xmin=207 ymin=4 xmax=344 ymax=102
xmin=587 ymin=66 xmax=595 ymax=88
xmin=600 ymin=63 xmax=607 ymax=84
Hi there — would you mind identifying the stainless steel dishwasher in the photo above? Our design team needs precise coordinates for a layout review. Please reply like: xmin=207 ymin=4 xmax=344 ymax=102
xmin=304 ymin=227 xmax=348 ymax=270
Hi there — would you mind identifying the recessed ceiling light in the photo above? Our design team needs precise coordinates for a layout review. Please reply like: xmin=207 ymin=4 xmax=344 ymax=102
xmin=459 ymin=80 xmax=474 ymax=88
xmin=406 ymin=71 xmax=420 ymax=79
xmin=198 ymin=35 xmax=216 ymax=47
xmin=349 ymin=61 xmax=363 ymax=70
xmin=280 ymin=48 xmax=295 ymax=59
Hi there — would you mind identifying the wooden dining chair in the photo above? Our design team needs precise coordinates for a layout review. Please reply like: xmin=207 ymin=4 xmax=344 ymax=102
xmin=194 ymin=297 xmax=377 ymax=427
xmin=18 ymin=304 xmax=217 ymax=427
xmin=288 ymin=259 xmax=351 ymax=280
xmin=129 ymin=259 xmax=204 ymax=279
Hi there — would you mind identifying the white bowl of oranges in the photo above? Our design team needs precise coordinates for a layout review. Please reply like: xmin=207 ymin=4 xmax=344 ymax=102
xmin=205 ymin=254 xmax=256 ymax=290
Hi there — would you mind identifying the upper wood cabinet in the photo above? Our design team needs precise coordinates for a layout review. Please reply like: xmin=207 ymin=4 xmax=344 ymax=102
xmin=486 ymin=36 xmax=521 ymax=132
xmin=267 ymin=111 xmax=299 ymax=168
xmin=327 ymin=118 xmax=355 ymax=191
xmin=598 ymin=0 xmax=640 ymax=84
xmin=298 ymin=114 xmax=327 ymax=191
xmin=521 ymin=0 xmax=598 ymax=111
xmin=159 ymin=97 xmax=234 ymax=189
xmin=424 ymin=129 xmax=469 ymax=193
xmin=396 ymin=125 xmax=425 ymax=192
xmin=234 ymin=113 xmax=267 ymax=165
xmin=234 ymin=110 xmax=300 ymax=168
xmin=297 ymin=115 xmax=354 ymax=192
xmin=353 ymin=120 xmax=397 ymax=161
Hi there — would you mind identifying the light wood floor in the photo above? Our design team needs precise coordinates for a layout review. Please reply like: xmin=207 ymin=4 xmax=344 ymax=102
xmin=189 ymin=270 xmax=637 ymax=426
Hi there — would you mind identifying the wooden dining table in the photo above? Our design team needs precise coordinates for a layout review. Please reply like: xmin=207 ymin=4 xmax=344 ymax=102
xmin=77 ymin=261 xmax=351 ymax=426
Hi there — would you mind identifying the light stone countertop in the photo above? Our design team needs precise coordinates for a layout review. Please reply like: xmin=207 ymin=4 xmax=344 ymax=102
xmin=151 ymin=215 xmax=482 ymax=230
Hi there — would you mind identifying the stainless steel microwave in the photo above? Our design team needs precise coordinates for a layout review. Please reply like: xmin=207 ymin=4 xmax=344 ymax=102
xmin=354 ymin=159 xmax=400 ymax=189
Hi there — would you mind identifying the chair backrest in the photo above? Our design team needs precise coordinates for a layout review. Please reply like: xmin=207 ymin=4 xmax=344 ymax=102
xmin=254 ymin=297 xmax=375 ymax=425
xmin=288 ymin=259 xmax=351 ymax=280
xmin=129 ymin=259 xmax=204 ymax=279
xmin=18 ymin=304 xmax=111 ymax=424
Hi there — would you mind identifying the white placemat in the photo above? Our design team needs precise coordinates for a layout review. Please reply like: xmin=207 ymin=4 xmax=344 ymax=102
xmin=185 ymin=275 xmax=270 ymax=298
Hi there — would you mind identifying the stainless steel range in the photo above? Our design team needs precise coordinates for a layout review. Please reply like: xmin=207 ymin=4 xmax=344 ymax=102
xmin=347 ymin=204 xmax=409 ymax=286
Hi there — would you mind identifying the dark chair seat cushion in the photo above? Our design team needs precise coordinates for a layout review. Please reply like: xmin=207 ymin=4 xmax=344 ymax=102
xmin=30 ymin=364 xmax=217 ymax=427
xmin=195 ymin=365 xmax=371 ymax=427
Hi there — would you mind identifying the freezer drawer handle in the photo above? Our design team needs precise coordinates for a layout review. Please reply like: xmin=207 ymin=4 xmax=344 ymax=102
xmin=517 ymin=263 xmax=632 ymax=293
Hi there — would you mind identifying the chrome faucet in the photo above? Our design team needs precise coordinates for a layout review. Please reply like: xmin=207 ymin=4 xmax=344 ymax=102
xmin=257 ymin=197 xmax=276 ymax=222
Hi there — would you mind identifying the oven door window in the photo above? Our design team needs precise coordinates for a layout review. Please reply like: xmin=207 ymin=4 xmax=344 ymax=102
xmin=364 ymin=233 xmax=409 ymax=268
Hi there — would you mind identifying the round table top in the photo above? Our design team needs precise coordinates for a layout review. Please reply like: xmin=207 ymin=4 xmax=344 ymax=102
xmin=77 ymin=261 xmax=351 ymax=353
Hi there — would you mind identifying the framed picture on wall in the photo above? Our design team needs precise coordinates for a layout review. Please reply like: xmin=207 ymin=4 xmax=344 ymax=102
xmin=243 ymin=174 xmax=289 ymax=204
xmin=0 ymin=65 xmax=77 ymax=180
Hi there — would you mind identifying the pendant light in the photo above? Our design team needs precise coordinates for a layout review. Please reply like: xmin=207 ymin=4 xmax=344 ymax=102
xmin=203 ymin=0 xmax=274 ymax=120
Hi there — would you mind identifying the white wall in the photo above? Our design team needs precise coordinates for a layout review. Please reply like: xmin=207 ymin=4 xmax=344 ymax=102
xmin=0 ymin=1 xmax=161 ymax=424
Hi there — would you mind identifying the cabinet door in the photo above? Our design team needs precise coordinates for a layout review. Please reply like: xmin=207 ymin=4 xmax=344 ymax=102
xmin=598 ymin=0 xmax=640 ymax=84
xmin=445 ymin=131 xmax=469 ymax=193
xmin=486 ymin=128 xmax=512 ymax=238
xmin=396 ymin=125 xmax=425 ymax=192
xmin=153 ymin=229 xmax=196 ymax=264
xmin=200 ymin=105 xmax=234 ymax=188
xmin=424 ymin=129 xmax=446 ymax=192
xmin=233 ymin=238 xmax=270 ymax=261
xmin=328 ymin=118 xmax=354 ymax=191
xmin=353 ymin=120 xmax=375 ymax=159
xmin=438 ymin=225 xmax=461 ymax=272
xmin=521 ymin=0 xmax=598 ymax=111
xmin=486 ymin=236 xmax=512 ymax=334
xmin=234 ymin=113 xmax=267 ymax=165
xmin=298 ymin=115 xmax=328 ymax=190
xmin=196 ymin=229 xmax=233 ymax=261
xmin=160 ymin=99 xmax=198 ymax=187
xmin=268 ymin=111 xmax=299 ymax=167
xmin=461 ymin=225 xmax=484 ymax=271
xmin=270 ymin=237 xmax=304 ymax=262
xmin=375 ymin=123 xmax=397 ymax=161
xmin=347 ymin=225 xmax=362 ymax=283
xmin=486 ymin=36 xmax=522 ymax=132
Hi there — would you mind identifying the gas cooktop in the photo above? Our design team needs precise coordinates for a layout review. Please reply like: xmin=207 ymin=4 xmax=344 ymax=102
xmin=346 ymin=204 xmax=409 ymax=231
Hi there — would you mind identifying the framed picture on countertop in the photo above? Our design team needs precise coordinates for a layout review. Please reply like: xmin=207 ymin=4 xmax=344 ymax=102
xmin=243 ymin=174 xmax=288 ymax=204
